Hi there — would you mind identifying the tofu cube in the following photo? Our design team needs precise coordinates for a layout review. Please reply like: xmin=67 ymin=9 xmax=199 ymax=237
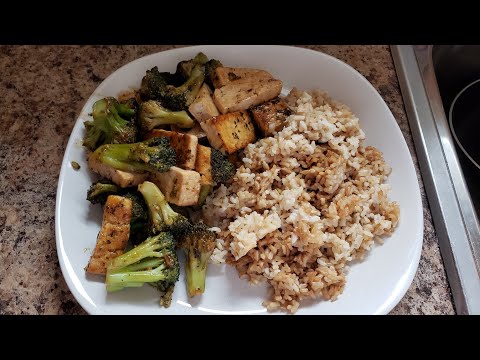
xmin=211 ymin=67 xmax=273 ymax=88
xmin=149 ymin=166 xmax=201 ymax=206
xmin=250 ymin=98 xmax=292 ymax=136
xmin=200 ymin=111 xmax=256 ymax=154
xmin=87 ymin=152 xmax=148 ymax=188
xmin=169 ymin=123 xmax=208 ymax=142
xmin=188 ymin=84 xmax=219 ymax=122
xmin=85 ymin=195 xmax=132 ymax=275
xmin=143 ymin=129 xmax=198 ymax=170
xmin=213 ymin=78 xmax=283 ymax=114
xmin=195 ymin=145 xmax=213 ymax=186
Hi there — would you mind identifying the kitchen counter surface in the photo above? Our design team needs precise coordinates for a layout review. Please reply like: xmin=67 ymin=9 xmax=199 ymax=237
xmin=0 ymin=45 xmax=455 ymax=314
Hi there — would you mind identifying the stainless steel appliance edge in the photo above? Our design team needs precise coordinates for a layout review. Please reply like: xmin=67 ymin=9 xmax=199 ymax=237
xmin=391 ymin=45 xmax=480 ymax=314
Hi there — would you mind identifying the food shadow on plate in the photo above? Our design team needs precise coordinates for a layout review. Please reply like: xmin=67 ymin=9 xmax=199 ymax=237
xmin=105 ymin=285 xmax=162 ymax=308
xmin=84 ymin=168 xmax=103 ymax=226
xmin=189 ymin=264 xmax=269 ymax=308
xmin=85 ymin=272 xmax=107 ymax=284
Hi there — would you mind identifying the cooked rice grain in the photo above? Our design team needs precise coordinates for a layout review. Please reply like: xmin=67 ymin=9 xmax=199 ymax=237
xmin=203 ymin=88 xmax=400 ymax=313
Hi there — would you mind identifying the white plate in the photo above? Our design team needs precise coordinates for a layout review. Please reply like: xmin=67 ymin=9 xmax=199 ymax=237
xmin=55 ymin=45 xmax=423 ymax=315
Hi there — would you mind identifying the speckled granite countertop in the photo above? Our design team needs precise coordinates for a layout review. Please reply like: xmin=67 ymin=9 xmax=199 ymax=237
xmin=0 ymin=45 xmax=455 ymax=314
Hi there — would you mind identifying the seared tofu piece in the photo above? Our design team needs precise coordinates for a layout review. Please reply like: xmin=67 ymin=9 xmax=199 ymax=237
xmin=250 ymin=97 xmax=292 ymax=136
xmin=149 ymin=166 xmax=201 ymax=206
xmin=87 ymin=152 xmax=148 ymax=188
xmin=213 ymin=78 xmax=283 ymax=114
xmin=117 ymin=89 xmax=142 ymax=104
xmin=200 ymin=111 xmax=256 ymax=154
xmin=195 ymin=145 xmax=213 ymax=186
xmin=195 ymin=145 xmax=213 ymax=206
xmin=188 ymin=84 xmax=219 ymax=122
xmin=143 ymin=129 xmax=198 ymax=170
xmin=170 ymin=123 xmax=207 ymax=142
xmin=211 ymin=67 xmax=273 ymax=88
xmin=86 ymin=195 xmax=132 ymax=275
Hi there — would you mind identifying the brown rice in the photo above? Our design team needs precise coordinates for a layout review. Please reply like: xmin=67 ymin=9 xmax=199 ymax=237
xmin=203 ymin=88 xmax=400 ymax=313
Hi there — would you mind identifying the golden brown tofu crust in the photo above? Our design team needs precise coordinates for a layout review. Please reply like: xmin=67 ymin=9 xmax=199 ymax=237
xmin=202 ymin=111 xmax=257 ymax=154
xmin=117 ymin=89 xmax=142 ymax=104
xmin=195 ymin=145 xmax=213 ymax=185
xmin=250 ymin=98 xmax=292 ymax=136
xmin=86 ymin=195 xmax=132 ymax=275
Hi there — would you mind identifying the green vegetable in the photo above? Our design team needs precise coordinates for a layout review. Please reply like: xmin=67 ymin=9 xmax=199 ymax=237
xmin=138 ymin=181 xmax=190 ymax=236
xmin=178 ymin=223 xmax=216 ymax=297
xmin=106 ymin=232 xmax=180 ymax=297
xmin=92 ymin=137 xmax=176 ymax=173
xmin=86 ymin=180 xmax=149 ymax=245
xmin=211 ymin=148 xmax=235 ymax=183
xmin=139 ymin=53 xmax=210 ymax=111
xmin=175 ymin=52 xmax=209 ymax=80
xmin=139 ymin=100 xmax=195 ymax=132
xmin=196 ymin=184 xmax=213 ymax=207
xmin=86 ymin=180 xmax=119 ymax=205
xmin=204 ymin=59 xmax=222 ymax=88
xmin=83 ymin=97 xmax=137 ymax=151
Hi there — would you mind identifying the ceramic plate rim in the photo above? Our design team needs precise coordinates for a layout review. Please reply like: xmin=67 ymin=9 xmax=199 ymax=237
xmin=55 ymin=45 xmax=423 ymax=315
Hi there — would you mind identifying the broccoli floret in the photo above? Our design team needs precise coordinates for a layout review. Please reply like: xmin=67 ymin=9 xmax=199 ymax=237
xmin=86 ymin=180 xmax=149 ymax=245
xmin=138 ymin=181 xmax=191 ymax=236
xmin=139 ymin=100 xmax=195 ymax=132
xmin=175 ymin=52 xmax=209 ymax=80
xmin=139 ymin=63 xmax=206 ymax=111
xmin=178 ymin=222 xmax=216 ymax=297
xmin=83 ymin=97 xmax=137 ymax=151
xmin=139 ymin=67 xmax=171 ymax=101
xmin=86 ymin=180 xmax=119 ymax=204
xmin=122 ymin=191 xmax=149 ymax=245
xmin=161 ymin=63 xmax=205 ymax=111
xmin=92 ymin=137 xmax=176 ymax=174
xmin=204 ymin=59 xmax=222 ymax=88
xmin=106 ymin=232 xmax=179 ymax=295
xmin=139 ymin=53 xmax=223 ymax=111
xmin=211 ymin=148 xmax=235 ymax=183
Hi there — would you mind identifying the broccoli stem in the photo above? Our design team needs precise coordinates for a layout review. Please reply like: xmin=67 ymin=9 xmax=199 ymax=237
xmin=185 ymin=254 xmax=209 ymax=297
xmin=152 ymin=111 xmax=193 ymax=128
xmin=138 ymin=181 xmax=168 ymax=233
xmin=105 ymin=233 xmax=180 ymax=293
xmin=138 ymin=181 xmax=192 ymax=238
xmin=108 ymin=235 xmax=167 ymax=271
xmin=177 ymin=222 xmax=216 ymax=297
xmin=107 ymin=282 xmax=144 ymax=292
xmin=196 ymin=184 xmax=213 ymax=207
xmin=174 ymin=64 xmax=205 ymax=105
xmin=93 ymin=137 xmax=176 ymax=174
xmin=108 ymin=262 xmax=169 ymax=286
xmin=115 ymin=102 xmax=136 ymax=118
xmin=139 ymin=100 xmax=195 ymax=131
xmin=94 ymin=144 xmax=152 ymax=173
